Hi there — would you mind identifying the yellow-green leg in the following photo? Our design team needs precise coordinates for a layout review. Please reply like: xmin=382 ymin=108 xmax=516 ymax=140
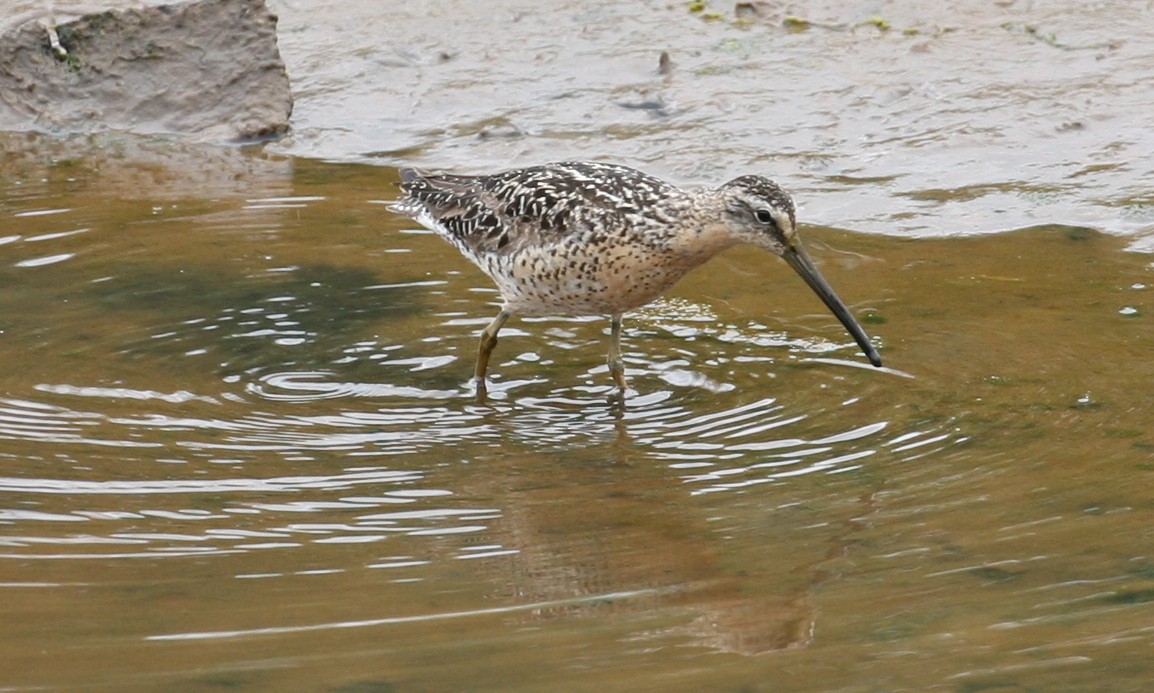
xmin=475 ymin=309 xmax=511 ymax=386
xmin=607 ymin=313 xmax=627 ymax=391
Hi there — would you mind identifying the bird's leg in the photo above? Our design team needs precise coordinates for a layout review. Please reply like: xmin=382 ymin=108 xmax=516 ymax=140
xmin=475 ymin=310 xmax=511 ymax=387
xmin=607 ymin=313 xmax=628 ymax=391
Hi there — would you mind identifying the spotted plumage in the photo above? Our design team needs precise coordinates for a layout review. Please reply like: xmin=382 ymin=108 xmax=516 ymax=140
xmin=388 ymin=161 xmax=881 ymax=392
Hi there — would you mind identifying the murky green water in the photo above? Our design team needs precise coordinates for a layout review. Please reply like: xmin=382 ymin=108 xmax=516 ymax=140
xmin=1 ymin=145 xmax=1152 ymax=691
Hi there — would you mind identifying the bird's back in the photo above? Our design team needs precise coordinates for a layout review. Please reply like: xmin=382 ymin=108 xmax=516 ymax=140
xmin=389 ymin=161 xmax=684 ymax=258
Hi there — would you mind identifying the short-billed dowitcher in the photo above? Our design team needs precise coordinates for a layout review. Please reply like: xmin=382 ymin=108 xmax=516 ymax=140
xmin=389 ymin=161 xmax=882 ymax=391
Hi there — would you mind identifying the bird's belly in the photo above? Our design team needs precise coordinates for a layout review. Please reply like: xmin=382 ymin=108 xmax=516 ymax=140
xmin=486 ymin=245 xmax=696 ymax=316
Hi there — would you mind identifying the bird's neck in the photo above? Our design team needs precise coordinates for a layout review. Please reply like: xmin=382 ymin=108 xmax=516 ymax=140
xmin=664 ymin=192 xmax=741 ymax=266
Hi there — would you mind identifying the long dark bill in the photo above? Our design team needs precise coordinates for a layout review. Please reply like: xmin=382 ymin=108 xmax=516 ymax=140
xmin=782 ymin=243 xmax=883 ymax=367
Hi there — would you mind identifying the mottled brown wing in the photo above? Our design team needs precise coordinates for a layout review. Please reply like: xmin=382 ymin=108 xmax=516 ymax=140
xmin=391 ymin=162 xmax=680 ymax=257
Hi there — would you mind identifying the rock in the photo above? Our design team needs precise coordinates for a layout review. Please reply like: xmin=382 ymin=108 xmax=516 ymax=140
xmin=0 ymin=0 xmax=292 ymax=142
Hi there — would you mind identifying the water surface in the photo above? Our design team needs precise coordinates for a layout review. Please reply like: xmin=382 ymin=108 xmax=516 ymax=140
xmin=2 ymin=150 xmax=1152 ymax=691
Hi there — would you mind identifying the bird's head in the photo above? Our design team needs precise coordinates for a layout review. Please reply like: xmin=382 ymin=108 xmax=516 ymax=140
xmin=720 ymin=175 xmax=883 ymax=368
xmin=720 ymin=175 xmax=798 ymax=253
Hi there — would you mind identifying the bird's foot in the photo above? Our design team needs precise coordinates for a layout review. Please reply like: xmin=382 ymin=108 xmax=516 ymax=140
xmin=608 ymin=362 xmax=629 ymax=393
xmin=473 ymin=375 xmax=490 ymax=402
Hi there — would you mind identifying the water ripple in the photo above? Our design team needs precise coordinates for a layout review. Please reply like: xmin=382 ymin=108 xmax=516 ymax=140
xmin=0 ymin=397 xmax=134 ymax=447
xmin=248 ymin=370 xmax=460 ymax=401
xmin=0 ymin=374 xmax=967 ymax=567
xmin=0 ymin=465 xmax=497 ymax=559
xmin=0 ymin=469 xmax=421 ymax=495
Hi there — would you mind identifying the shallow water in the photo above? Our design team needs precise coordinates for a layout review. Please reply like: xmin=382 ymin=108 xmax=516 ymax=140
xmin=3 ymin=0 xmax=1154 ymax=691
xmin=2 ymin=148 xmax=1153 ymax=691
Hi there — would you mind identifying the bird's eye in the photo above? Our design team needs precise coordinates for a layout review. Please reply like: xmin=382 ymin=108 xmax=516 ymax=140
xmin=754 ymin=209 xmax=774 ymax=224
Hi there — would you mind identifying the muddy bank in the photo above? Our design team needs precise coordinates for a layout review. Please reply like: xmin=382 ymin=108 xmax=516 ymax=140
xmin=263 ymin=0 xmax=1154 ymax=247
xmin=2 ymin=0 xmax=1150 ymax=247
xmin=0 ymin=0 xmax=291 ymax=142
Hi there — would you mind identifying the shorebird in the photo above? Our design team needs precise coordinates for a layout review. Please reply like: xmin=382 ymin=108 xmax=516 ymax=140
xmin=389 ymin=161 xmax=882 ymax=392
